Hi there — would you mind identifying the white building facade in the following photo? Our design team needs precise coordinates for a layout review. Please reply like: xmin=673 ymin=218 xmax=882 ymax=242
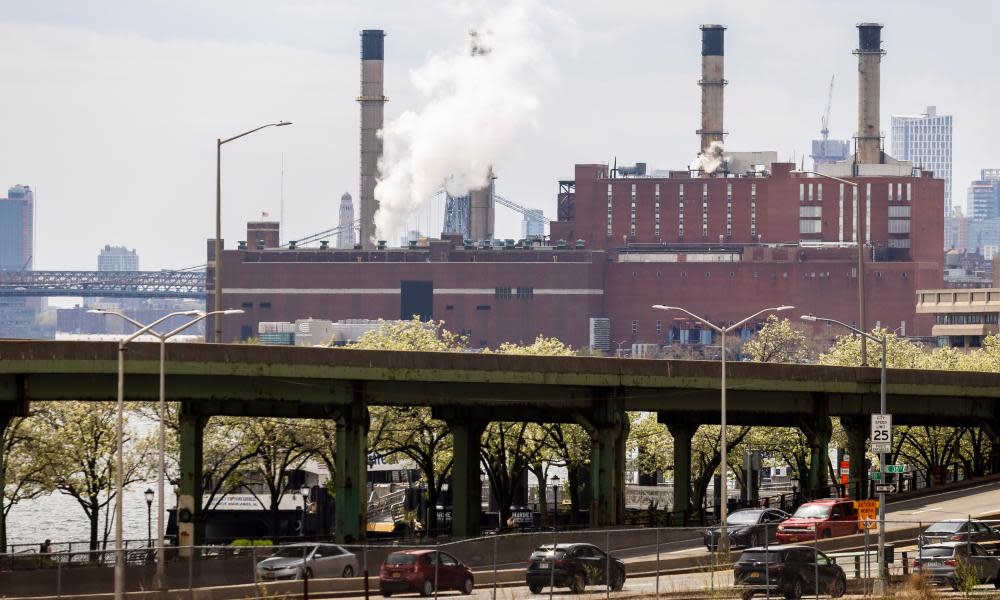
xmin=891 ymin=106 xmax=953 ymax=214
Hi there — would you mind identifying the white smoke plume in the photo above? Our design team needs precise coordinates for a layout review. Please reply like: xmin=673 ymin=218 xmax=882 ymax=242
xmin=690 ymin=141 xmax=728 ymax=174
xmin=374 ymin=0 xmax=568 ymax=243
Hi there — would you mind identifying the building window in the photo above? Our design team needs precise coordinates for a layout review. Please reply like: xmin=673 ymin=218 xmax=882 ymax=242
xmin=866 ymin=183 xmax=872 ymax=243
xmin=808 ymin=184 xmax=813 ymax=202
xmin=751 ymin=183 xmax=757 ymax=238
xmin=631 ymin=320 xmax=638 ymax=335
xmin=240 ymin=325 xmax=253 ymax=340
xmin=654 ymin=183 xmax=661 ymax=238
xmin=799 ymin=206 xmax=822 ymax=218
xmin=259 ymin=302 xmax=271 ymax=309
xmin=679 ymin=183 xmax=685 ymax=237
xmin=495 ymin=286 xmax=512 ymax=299
xmin=516 ymin=286 xmax=533 ymax=299
xmin=607 ymin=183 xmax=613 ymax=237
xmin=476 ymin=305 xmax=491 ymax=311
xmin=799 ymin=183 xmax=804 ymax=202
xmin=702 ymin=184 xmax=708 ymax=238
xmin=888 ymin=183 xmax=893 ymax=203
xmin=852 ymin=187 xmax=859 ymax=242
xmin=241 ymin=302 xmax=253 ymax=309
xmin=817 ymin=184 xmax=823 ymax=203
xmin=726 ymin=183 xmax=733 ymax=237
xmin=656 ymin=320 xmax=662 ymax=335
xmin=839 ymin=184 xmax=845 ymax=242
xmin=888 ymin=205 xmax=910 ymax=218
xmin=630 ymin=183 xmax=637 ymax=238
xmin=906 ymin=183 xmax=912 ymax=201
xmin=799 ymin=220 xmax=822 ymax=234
xmin=888 ymin=219 xmax=910 ymax=234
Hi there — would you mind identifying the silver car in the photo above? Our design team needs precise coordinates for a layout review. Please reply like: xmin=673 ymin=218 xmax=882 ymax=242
xmin=256 ymin=543 xmax=360 ymax=580
xmin=922 ymin=520 xmax=1000 ymax=546
xmin=913 ymin=542 xmax=1000 ymax=589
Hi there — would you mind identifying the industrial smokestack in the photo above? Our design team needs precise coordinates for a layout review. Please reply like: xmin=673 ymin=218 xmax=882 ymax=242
xmin=358 ymin=29 xmax=386 ymax=249
xmin=469 ymin=168 xmax=495 ymax=242
xmin=697 ymin=25 xmax=727 ymax=155
xmin=854 ymin=23 xmax=884 ymax=165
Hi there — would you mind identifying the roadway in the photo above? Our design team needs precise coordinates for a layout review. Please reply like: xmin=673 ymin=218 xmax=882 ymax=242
xmin=307 ymin=482 xmax=1000 ymax=600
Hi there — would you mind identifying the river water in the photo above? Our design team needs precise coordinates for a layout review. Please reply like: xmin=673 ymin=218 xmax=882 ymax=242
xmin=5 ymin=483 xmax=178 ymax=552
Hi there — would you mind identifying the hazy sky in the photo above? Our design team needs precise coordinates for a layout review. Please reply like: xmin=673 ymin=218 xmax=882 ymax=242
xmin=2 ymin=0 xmax=996 ymax=271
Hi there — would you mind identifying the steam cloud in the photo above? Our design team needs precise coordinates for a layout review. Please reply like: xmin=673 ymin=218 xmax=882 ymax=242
xmin=373 ymin=0 xmax=567 ymax=242
xmin=690 ymin=141 xmax=728 ymax=174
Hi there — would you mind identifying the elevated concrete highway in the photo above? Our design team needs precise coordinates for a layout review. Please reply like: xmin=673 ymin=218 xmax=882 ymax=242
xmin=1 ymin=341 xmax=999 ymax=545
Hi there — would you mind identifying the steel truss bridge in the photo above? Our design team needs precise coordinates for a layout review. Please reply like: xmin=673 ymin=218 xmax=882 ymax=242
xmin=0 ymin=270 xmax=206 ymax=299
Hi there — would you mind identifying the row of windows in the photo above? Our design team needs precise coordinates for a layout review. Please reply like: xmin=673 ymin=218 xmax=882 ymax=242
xmin=494 ymin=286 xmax=534 ymax=299
xmin=934 ymin=313 xmax=1000 ymax=325
xmin=241 ymin=301 xmax=271 ymax=309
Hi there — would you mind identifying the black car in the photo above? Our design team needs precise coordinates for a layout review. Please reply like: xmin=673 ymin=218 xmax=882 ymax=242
xmin=704 ymin=508 xmax=789 ymax=551
xmin=734 ymin=545 xmax=846 ymax=600
xmin=525 ymin=543 xmax=625 ymax=594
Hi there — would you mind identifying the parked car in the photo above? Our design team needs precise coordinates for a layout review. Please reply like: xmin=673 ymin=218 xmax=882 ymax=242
xmin=733 ymin=545 xmax=847 ymax=600
xmin=922 ymin=520 xmax=1000 ymax=546
xmin=704 ymin=508 xmax=790 ymax=551
xmin=256 ymin=543 xmax=359 ymax=581
xmin=525 ymin=543 xmax=625 ymax=594
xmin=913 ymin=542 xmax=1000 ymax=589
xmin=379 ymin=549 xmax=474 ymax=597
xmin=775 ymin=498 xmax=857 ymax=543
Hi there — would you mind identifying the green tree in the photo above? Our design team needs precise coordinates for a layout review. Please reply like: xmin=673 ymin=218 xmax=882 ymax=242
xmin=1 ymin=411 xmax=49 ymax=552
xmin=36 ymin=402 xmax=152 ymax=552
xmin=743 ymin=315 xmax=812 ymax=363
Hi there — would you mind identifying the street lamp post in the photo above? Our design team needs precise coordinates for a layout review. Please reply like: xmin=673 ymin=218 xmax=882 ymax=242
xmin=145 ymin=488 xmax=155 ymax=548
xmin=801 ymin=314 xmax=888 ymax=593
xmin=550 ymin=475 xmax=560 ymax=530
xmin=612 ymin=340 xmax=629 ymax=357
xmin=300 ymin=486 xmax=311 ymax=540
xmin=652 ymin=304 xmax=793 ymax=554
xmin=791 ymin=170 xmax=866 ymax=364
xmin=214 ymin=120 xmax=292 ymax=342
xmin=90 ymin=308 xmax=244 ymax=599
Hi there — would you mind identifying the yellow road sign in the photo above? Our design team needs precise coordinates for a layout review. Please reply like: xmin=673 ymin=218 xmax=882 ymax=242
xmin=854 ymin=499 xmax=879 ymax=530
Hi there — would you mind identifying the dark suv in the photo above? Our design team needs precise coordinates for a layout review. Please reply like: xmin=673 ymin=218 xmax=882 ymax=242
xmin=734 ymin=545 xmax=846 ymax=600
xmin=525 ymin=543 xmax=625 ymax=594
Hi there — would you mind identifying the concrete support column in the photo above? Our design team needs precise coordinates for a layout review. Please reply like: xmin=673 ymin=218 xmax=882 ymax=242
xmin=667 ymin=422 xmax=696 ymax=525
xmin=982 ymin=420 xmax=1000 ymax=476
xmin=841 ymin=416 xmax=868 ymax=499
xmin=587 ymin=393 xmax=628 ymax=528
xmin=335 ymin=398 xmax=369 ymax=543
xmin=799 ymin=397 xmax=831 ymax=499
xmin=177 ymin=403 xmax=206 ymax=553
xmin=449 ymin=420 xmax=485 ymax=539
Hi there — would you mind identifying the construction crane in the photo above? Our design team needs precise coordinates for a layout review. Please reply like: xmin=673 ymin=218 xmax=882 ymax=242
xmin=820 ymin=75 xmax=834 ymax=142
xmin=494 ymin=194 xmax=548 ymax=226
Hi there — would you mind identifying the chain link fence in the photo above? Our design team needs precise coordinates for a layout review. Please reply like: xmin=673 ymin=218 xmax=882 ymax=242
xmin=3 ymin=517 xmax=1000 ymax=598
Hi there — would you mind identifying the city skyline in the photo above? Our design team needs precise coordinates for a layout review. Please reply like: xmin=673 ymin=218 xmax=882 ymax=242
xmin=2 ymin=1 xmax=999 ymax=271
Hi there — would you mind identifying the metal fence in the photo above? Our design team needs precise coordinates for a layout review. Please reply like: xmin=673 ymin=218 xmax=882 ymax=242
xmin=4 ymin=516 xmax=1000 ymax=599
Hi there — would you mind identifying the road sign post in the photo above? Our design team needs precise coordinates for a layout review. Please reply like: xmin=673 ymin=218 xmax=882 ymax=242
xmin=873 ymin=483 xmax=896 ymax=494
xmin=855 ymin=499 xmax=879 ymax=531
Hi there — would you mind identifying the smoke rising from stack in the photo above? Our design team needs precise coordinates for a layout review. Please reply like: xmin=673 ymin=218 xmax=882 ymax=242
xmin=690 ymin=141 xmax=727 ymax=174
xmin=373 ymin=0 xmax=568 ymax=243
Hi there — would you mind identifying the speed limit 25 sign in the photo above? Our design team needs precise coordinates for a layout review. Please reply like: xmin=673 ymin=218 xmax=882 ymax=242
xmin=871 ymin=413 xmax=892 ymax=454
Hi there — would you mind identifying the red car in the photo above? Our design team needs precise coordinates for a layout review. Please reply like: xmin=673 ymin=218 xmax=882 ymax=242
xmin=379 ymin=549 xmax=474 ymax=597
xmin=776 ymin=498 xmax=858 ymax=544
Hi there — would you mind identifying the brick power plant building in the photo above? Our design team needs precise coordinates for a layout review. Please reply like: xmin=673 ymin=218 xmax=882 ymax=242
xmin=210 ymin=24 xmax=944 ymax=349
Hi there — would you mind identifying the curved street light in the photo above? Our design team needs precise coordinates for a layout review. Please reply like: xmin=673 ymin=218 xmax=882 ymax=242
xmin=215 ymin=121 xmax=292 ymax=342
xmin=652 ymin=304 xmax=793 ymax=554
xmin=89 ymin=308 xmax=244 ymax=599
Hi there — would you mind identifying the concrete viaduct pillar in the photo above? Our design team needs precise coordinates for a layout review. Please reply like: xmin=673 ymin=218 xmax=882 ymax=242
xmin=841 ymin=416 xmax=868 ymax=499
xmin=449 ymin=420 xmax=486 ymax=539
xmin=577 ymin=391 xmax=628 ymax=528
xmin=667 ymin=422 xmax=696 ymax=525
xmin=335 ymin=397 xmax=369 ymax=543
xmin=798 ymin=395 xmax=832 ymax=499
xmin=981 ymin=420 xmax=1000 ymax=476
xmin=177 ymin=402 xmax=206 ymax=553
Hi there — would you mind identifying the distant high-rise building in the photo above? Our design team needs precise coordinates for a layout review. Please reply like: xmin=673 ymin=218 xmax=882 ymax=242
xmin=337 ymin=192 xmax=355 ymax=249
xmin=891 ymin=106 xmax=953 ymax=213
xmin=521 ymin=209 xmax=545 ymax=239
xmin=0 ymin=185 xmax=34 ymax=270
xmin=810 ymin=139 xmax=851 ymax=170
xmin=967 ymin=169 xmax=1000 ymax=220
xmin=98 ymin=245 xmax=139 ymax=271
